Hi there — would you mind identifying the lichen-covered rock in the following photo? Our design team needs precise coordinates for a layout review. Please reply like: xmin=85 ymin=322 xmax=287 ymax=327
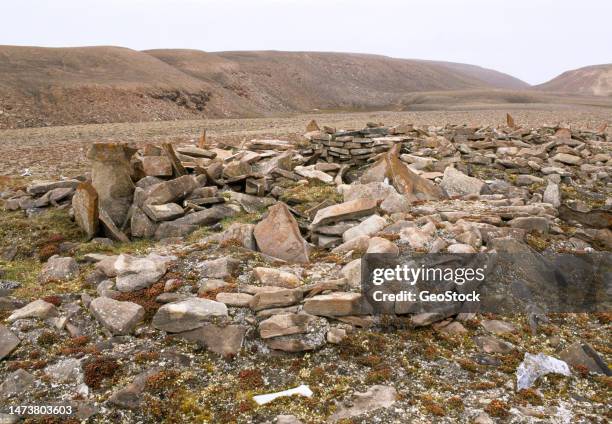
xmin=39 ymin=255 xmax=79 ymax=283
xmin=89 ymin=297 xmax=145 ymax=335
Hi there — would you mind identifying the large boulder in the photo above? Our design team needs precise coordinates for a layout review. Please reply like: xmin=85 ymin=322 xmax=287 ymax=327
xmin=7 ymin=299 xmax=58 ymax=322
xmin=72 ymin=182 xmax=99 ymax=240
xmin=152 ymin=298 xmax=228 ymax=333
xmin=89 ymin=297 xmax=145 ymax=335
xmin=254 ymin=203 xmax=309 ymax=263
xmin=87 ymin=142 xmax=137 ymax=227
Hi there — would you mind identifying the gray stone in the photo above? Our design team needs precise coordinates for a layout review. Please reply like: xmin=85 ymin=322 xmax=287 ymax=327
xmin=27 ymin=180 xmax=80 ymax=195
xmin=552 ymin=153 xmax=582 ymax=165
xmin=199 ymin=257 xmax=240 ymax=279
xmin=0 ymin=369 xmax=35 ymax=398
xmin=152 ymin=298 xmax=228 ymax=333
xmin=440 ymin=166 xmax=485 ymax=197
xmin=44 ymin=358 xmax=83 ymax=383
xmin=108 ymin=368 xmax=160 ymax=409
xmin=142 ymin=203 xmax=184 ymax=222
xmin=509 ymin=216 xmax=550 ymax=233
xmin=516 ymin=353 xmax=570 ymax=390
xmin=481 ymin=319 xmax=518 ymax=335
xmin=329 ymin=385 xmax=397 ymax=421
xmin=175 ymin=324 xmax=247 ymax=358
xmin=474 ymin=335 xmax=515 ymax=354
xmin=380 ymin=192 xmax=411 ymax=214
xmin=114 ymin=253 xmax=174 ymax=292
xmin=0 ymin=325 xmax=20 ymax=360
xmin=40 ymin=255 xmax=79 ymax=283
xmin=130 ymin=206 xmax=157 ymax=238
xmin=259 ymin=313 xmax=319 ymax=339
xmin=216 ymin=292 xmax=253 ymax=307
xmin=144 ymin=175 xmax=199 ymax=205
xmin=7 ymin=299 xmax=58 ymax=322
xmin=89 ymin=297 xmax=145 ymax=335
xmin=87 ymin=143 xmax=136 ymax=227
xmin=543 ymin=182 xmax=561 ymax=207
xmin=559 ymin=342 xmax=611 ymax=375
xmin=342 ymin=182 xmax=397 ymax=202
xmin=72 ymin=182 xmax=99 ymax=240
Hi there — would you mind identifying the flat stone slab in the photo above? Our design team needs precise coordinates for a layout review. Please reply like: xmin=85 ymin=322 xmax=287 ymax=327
xmin=152 ymin=298 xmax=228 ymax=333
xmin=89 ymin=297 xmax=145 ymax=335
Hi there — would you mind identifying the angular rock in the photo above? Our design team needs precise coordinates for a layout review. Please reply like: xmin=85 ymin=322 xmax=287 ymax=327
xmin=114 ymin=253 xmax=175 ymax=292
xmin=40 ymin=255 xmax=79 ymax=283
xmin=199 ymin=257 xmax=240 ymax=279
xmin=207 ymin=223 xmax=256 ymax=250
xmin=89 ymin=297 xmax=145 ymax=335
xmin=72 ymin=182 xmax=99 ymax=240
xmin=7 ymin=299 xmax=58 ymax=322
xmin=294 ymin=166 xmax=333 ymax=184
xmin=44 ymin=358 xmax=83 ymax=383
xmin=559 ymin=342 xmax=611 ymax=375
xmin=144 ymin=175 xmax=199 ymax=205
xmin=552 ymin=153 xmax=582 ymax=165
xmin=303 ymin=292 xmax=363 ymax=316
xmin=216 ymin=292 xmax=253 ymax=307
xmin=253 ymin=267 xmax=300 ymax=288
xmin=108 ymin=368 xmax=160 ymax=409
xmin=27 ymin=180 xmax=80 ymax=195
xmin=176 ymin=324 xmax=247 ymax=358
xmin=329 ymin=385 xmax=397 ymax=421
xmin=543 ymin=182 xmax=561 ymax=207
xmin=87 ymin=142 xmax=136 ymax=227
xmin=152 ymin=298 xmax=228 ymax=333
xmin=509 ymin=216 xmax=550 ymax=233
xmin=130 ymin=206 xmax=157 ymax=238
xmin=142 ymin=156 xmax=173 ymax=177
xmin=0 ymin=369 xmax=35 ymax=398
xmin=516 ymin=353 xmax=571 ymax=390
xmin=343 ymin=215 xmax=387 ymax=242
xmin=0 ymin=325 xmax=20 ymax=360
xmin=311 ymin=198 xmax=378 ymax=228
xmin=249 ymin=288 xmax=303 ymax=311
xmin=254 ymin=203 xmax=309 ymax=263
xmin=142 ymin=203 xmax=184 ymax=222
xmin=360 ymin=144 xmax=445 ymax=202
xmin=440 ymin=166 xmax=485 ymax=197
xmin=259 ymin=313 xmax=319 ymax=339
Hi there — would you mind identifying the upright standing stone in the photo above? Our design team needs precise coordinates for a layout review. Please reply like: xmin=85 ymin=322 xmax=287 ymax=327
xmin=87 ymin=143 xmax=137 ymax=228
xmin=254 ymin=203 xmax=309 ymax=263
xmin=72 ymin=182 xmax=99 ymax=240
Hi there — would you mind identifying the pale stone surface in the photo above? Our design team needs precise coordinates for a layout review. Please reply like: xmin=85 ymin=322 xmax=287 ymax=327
xmin=440 ymin=166 xmax=485 ymax=197
xmin=253 ymin=267 xmax=300 ymax=288
xmin=152 ymin=298 xmax=228 ymax=333
xmin=254 ymin=203 xmax=309 ymax=263
xmin=342 ymin=215 xmax=387 ymax=242
xmin=89 ymin=297 xmax=145 ymax=335
xmin=40 ymin=255 xmax=79 ymax=283
xmin=7 ymin=299 xmax=58 ymax=322
xmin=329 ymin=385 xmax=398 ymax=421
xmin=0 ymin=325 xmax=20 ymax=360
xmin=303 ymin=292 xmax=362 ymax=316
xmin=311 ymin=198 xmax=378 ymax=228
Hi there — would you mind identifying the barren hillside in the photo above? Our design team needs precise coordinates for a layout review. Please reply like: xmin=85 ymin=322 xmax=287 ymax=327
xmin=0 ymin=46 xmax=536 ymax=129
xmin=536 ymin=64 xmax=612 ymax=96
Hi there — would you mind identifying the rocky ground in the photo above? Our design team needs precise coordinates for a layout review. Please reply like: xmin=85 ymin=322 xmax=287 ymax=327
xmin=0 ymin=113 xmax=610 ymax=423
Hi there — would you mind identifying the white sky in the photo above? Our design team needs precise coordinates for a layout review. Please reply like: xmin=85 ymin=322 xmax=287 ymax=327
xmin=2 ymin=0 xmax=611 ymax=85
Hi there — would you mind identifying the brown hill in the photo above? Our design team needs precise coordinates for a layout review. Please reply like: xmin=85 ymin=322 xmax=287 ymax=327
xmin=1 ymin=45 xmax=584 ymax=130
xmin=536 ymin=64 xmax=612 ymax=96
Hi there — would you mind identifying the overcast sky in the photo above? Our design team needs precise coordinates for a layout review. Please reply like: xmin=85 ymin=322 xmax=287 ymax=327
xmin=2 ymin=0 xmax=611 ymax=85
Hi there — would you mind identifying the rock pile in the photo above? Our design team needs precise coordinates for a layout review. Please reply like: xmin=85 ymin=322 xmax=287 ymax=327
xmin=1 ymin=117 xmax=610 ymax=422
xmin=304 ymin=121 xmax=413 ymax=164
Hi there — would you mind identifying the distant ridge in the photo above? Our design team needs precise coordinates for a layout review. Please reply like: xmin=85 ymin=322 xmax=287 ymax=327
xmin=536 ymin=64 xmax=612 ymax=96
xmin=0 ymin=45 xmax=605 ymax=129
